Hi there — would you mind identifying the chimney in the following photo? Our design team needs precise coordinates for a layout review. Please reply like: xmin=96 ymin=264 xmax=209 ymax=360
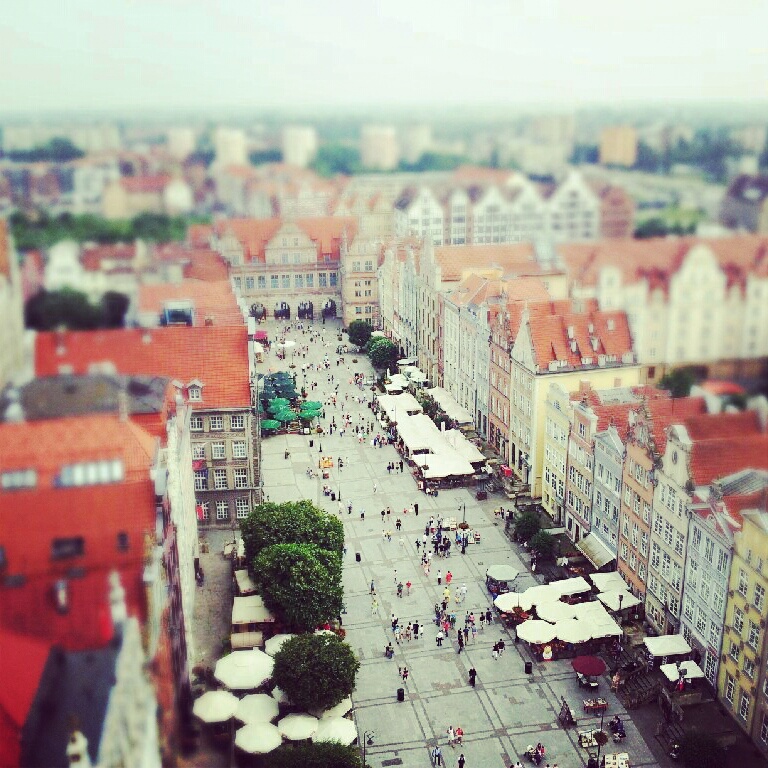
xmin=108 ymin=570 xmax=127 ymax=639
xmin=205 ymin=315 xmax=214 ymax=326
xmin=66 ymin=731 xmax=92 ymax=768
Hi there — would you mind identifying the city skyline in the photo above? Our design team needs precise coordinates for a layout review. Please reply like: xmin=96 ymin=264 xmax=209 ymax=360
xmin=3 ymin=0 xmax=768 ymax=114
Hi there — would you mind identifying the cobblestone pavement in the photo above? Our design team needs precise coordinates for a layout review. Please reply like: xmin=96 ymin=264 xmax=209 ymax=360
xmin=254 ymin=318 xmax=666 ymax=768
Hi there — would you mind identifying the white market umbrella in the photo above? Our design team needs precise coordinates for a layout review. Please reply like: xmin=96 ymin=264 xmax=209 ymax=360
xmin=235 ymin=694 xmax=280 ymax=724
xmin=548 ymin=576 xmax=591 ymax=597
xmin=597 ymin=590 xmax=641 ymax=612
xmin=235 ymin=722 xmax=282 ymax=755
xmin=536 ymin=600 xmax=579 ymax=624
xmin=516 ymin=619 xmax=557 ymax=645
xmin=523 ymin=584 xmax=560 ymax=606
xmin=271 ymin=686 xmax=292 ymax=705
xmin=309 ymin=696 xmax=353 ymax=720
xmin=554 ymin=618 xmax=593 ymax=644
xmin=193 ymin=690 xmax=239 ymax=723
xmin=494 ymin=592 xmax=533 ymax=612
xmin=591 ymin=617 xmax=624 ymax=638
xmin=265 ymin=633 xmax=296 ymax=657
xmin=278 ymin=713 xmax=319 ymax=740
xmin=312 ymin=717 xmax=358 ymax=745
xmin=215 ymin=649 xmax=274 ymax=690
xmin=486 ymin=564 xmax=521 ymax=582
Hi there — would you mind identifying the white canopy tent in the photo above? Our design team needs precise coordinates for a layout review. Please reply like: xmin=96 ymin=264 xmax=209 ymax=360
xmin=412 ymin=452 xmax=474 ymax=478
xmin=235 ymin=694 xmax=280 ymax=724
xmin=264 ymin=633 xmax=297 ymax=656
xmin=517 ymin=619 xmax=558 ymax=644
xmin=524 ymin=584 xmax=561 ymax=606
xmin=548 ymin=576 xmax=592 ymax=597
xmin=278 ymin=713 xmax=319 ymax=741
xmin=443 ymin=429 xmax=486 ymax=463
xmin=193 ymin=690 xmax=239 ymax=723
xmin=554 ymin=618 xmax=594 ymax=644
xmin=424 ymin=387 xmax=474 ymax=425
xmin=597 ymin=590 xmax=641 ymax=612
xmin=377 ymin=393 xmax=423 ymax=420
xmin=660 ymin=661 xmax=705 ymax=682
xmin=234 ymin=723 xmax=282 ymax=755
xmin=486 ymin=565 xmax=520 ymax=583
xmin=312 ymin=717 xmax=358 ymax=745
xmin=576 ymin=534 xmax=616 ymax=569
xmin=536 ymin=600 xmax=579 ymax=624
xmin=309 ymin=696 xmax=353 ymax=720
xmin=589 ymin=572 xmax=628 ymax=593
xmin=214 ymin=649 xmax=275 ymax=690
xmin=644 ymin=634 xmax=691 ymax=658
xmin=494 ymin=592 xmax=534 ymax=612
xmin=395 ymin=413 xmax=442 ymax=453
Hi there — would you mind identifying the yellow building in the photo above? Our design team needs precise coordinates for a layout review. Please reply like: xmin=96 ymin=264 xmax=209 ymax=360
xmin=542 ymin=382 xmax=573 ymax=525
xmin=717 ymin=506 xmax=768 ymax=756
xmin=599 ymin=125 xmax=638 ymax=168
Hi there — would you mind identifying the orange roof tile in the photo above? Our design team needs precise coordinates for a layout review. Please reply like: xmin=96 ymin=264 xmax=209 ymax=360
xmin=632 ymin=396 xmax=709 ymax=453
xmin=138 ymin=280 xmax=243 ymax=327
xmin=120 ymin=175 xmax=171 ymax=194
xmin=35 ymin=326 xmax=250 ymax=409
xmin=684 ymin=411 xmax=762 ymax=441
xmin=434 ymin=243 xmax=546 ymax=282
xmin=690 ymin=435 xmax=768 ymax=486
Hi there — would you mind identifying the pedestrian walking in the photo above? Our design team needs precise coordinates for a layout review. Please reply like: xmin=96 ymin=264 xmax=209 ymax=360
xmin=436 ymin=629 xmax=444 ymax=647
xmin=406 ymin=580 xmax=412 ymax=595
xmin=370 ymin=580 xmax=376 ymax=594
xmin=431 ymin=745 xmax=443 ymax=766
xmin=458 ymin=752 xmax=466 ymax=768
xmin=446 ymin=570 xmax=453 ymax=584
xmin=396 ymin=518 xmax=402 ymax=531
xmin=463 ymin=626 xmax=469 ymax=643
xmin=397 ymin=581 xmax=404 ymax=598
xmin=437 ymin=569 xmax=442 ymax=585
xmin=457 ymin=633 xmax=464 ymax=653
xmin=412 ymin=621 xmax=420 ymax=639
xmin=401 ymin=665 xmax=409 ymax=683
xmin=373 ymin=481 xmax=378 ymax=493
xmin=468 ymin=667 xmax=477 ymax=687
xmin=371 ymin=597 xmax=378 ymax=615
xmin=447 ymin=726 xmax=455 ymax=746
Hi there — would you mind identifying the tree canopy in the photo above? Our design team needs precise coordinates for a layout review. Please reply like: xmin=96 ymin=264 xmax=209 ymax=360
xmin=4 ymin=137 xmax=84 ymax=163
xmin=252 ymin=543 xmax=343 ymax=632
xmin=530 ymin=530 xmax=556 ymax=560
xmin=658 ymin=368 xmax=696 ymax=398
xmin=240 ymin=501 xmax=344 ymax=565
xmin=272 ymin=633 xmax=359 ymax=712
xmin=347 ymin=319 xmax=372 ymax=348
xmin=367 ymin=338 xmax=399 ymax=371
xmin=513 ymin=510 xmax=541 ymax=543
xmin=249 ymin=149 xmax=283 ymax=165
xmin=398 ymin=152 xmax=466 ymax=173
xmin=311 ymin=144 xmax=361 ymax=177
xmin=265 ymin=741 xmax=361 ymax=768
xmin=24 ymin=288 xmax=130 ymax=331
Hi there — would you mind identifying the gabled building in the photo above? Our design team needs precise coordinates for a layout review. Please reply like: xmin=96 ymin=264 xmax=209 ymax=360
xmin=682 ymin=469 xmax=768 ymax=689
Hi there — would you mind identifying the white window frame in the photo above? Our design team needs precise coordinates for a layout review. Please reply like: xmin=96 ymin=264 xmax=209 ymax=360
xmin=209 ymin=415 xmax=223 ymax=431
xmin=214 ymin=469 xmax=228 ymax=490
xmin=216 ymin=500 xmax=229 ymax=520
xmin=232 ymin=441 xmax=247 ymax=459
xmin=235 ymin=498 xmax=250 ymax=519
xmin=190 ymin=415 xmax=204 ymax=431
xmin=234 ymin=468 xmax=248 ymax=489
xmin=212 ymin=442 xmax=226 ymax=460
xmin=192 ymin=443 xmax=206 ymax=460
xmin=230 ymin=414 xmax=245 ymax=430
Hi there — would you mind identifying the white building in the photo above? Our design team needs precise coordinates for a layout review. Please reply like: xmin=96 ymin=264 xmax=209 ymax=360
xmin=282 ymin=125 xmax=318 ymax=168
xmin=166 ymin=127 xmax=196 ymax=160
xmin=361 ymin=125 xmax=399 ymax=171
xmin=213 ymin=127 xmax=248 ymax=167
xmin=400 ymin=124 xmax=433 ymax=164
xmin=546 ymin=170 xmax=601 ymax=243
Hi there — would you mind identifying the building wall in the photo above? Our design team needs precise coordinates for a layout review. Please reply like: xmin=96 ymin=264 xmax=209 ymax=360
xmin=0 ymin=224 xmax=25 ymax=388
xmin=340 ymin=236 xmax=379 ymax=327
xmin=592 ymin=427 xmax=624 ymax=557
xmin=563 ymin=405 xmax=597 ymax=542
xmin=600 ymin=125 xmax=639 ymax=168
xmin=542 ymin=384 xmax=571 ymax=525
xmin=361 ymin=126 xmax=399 ymax=171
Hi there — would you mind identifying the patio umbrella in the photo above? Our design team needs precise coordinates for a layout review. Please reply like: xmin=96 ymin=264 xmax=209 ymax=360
xmin=214 ymin=649 xmax=275 ymax=690
xmin=494 ymin=592 xmax=534 ymax=612
xmin=516 ymin=619 xmax=557 ymax=645
xmin=271 ymin=686 xmax=292 ymax=705
xmin=523 ymin=584 xmax=560 ymax=606
xmin=536 ymin=600 xmax=579 ymax=624
xmin=486 ymin=564 xmax=520 ymax=583
xmin=278 ymin=713 xmax=319 ymax=740
xmin=274 ymin=410 xmax=296 ymax=423
xmin=309 ymin=696 xmax=353 ymax=720
xmin=548 ymin=576 xmax=591 ymax=597
xmin=312 ymin=717 xmax=358 ymax=745
xmin=302 ymin=401 xmax=323 ymax=409
xmin=264 ymin=633 xmax=296 ymax=657
xmin=235 ymin=694 xmax=280 ymax=724
xmin=555 ymin=619 xmax=593 ymax=645
xmin=268 ymin=400 xmax=290 ymax=413
xmin=193 ymin=690 xmax=239 ymax=723
xmin=571 ymin=655 xmax=607 ymax=677
xmin=260 ymin=419 xmax=280 ymax=430
xmin=235 ymin=723 xmax=282 ymax=755
xmin=299 ymin=410 xmax=322 ymax=421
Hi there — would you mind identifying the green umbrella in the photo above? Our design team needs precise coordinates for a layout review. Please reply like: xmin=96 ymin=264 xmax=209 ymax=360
xmin=269 ymin=397 xmax=291 ymax=408
xmin=302 ymin=401 xmax=323 ymax=409
xmin=274 ymin=411 xmax=296 ymax=422
xmin=260 ymin=419 xmax=280 ymax=430
xmin=299 ymin=410 xmax=322 ymax=420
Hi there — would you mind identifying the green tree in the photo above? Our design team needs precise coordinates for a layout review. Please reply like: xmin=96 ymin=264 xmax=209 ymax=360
xmin=311 ymin=144 xmax=361 ymax=177
xmin=240 ymin=501 xmax=344 ymax=565
xmin=398 ymin=152 xmax=466 ymax=173
xmin=6 ymin=137 xmax=84 ymax=163
xmin=634 ymin=218 xmax=671 ymax=239
xmin=265 ymin=741 xmax=361 ymax=768
xmin=272 ymin=633 xmax=359 ymax=712
xmin=367 ymin=338 xmax=399 ymax=371
xmin=530 ymin=530 xmax=556 ymax=561
xmin=658 ymin=368 xmax=696 ymax=398
xmin=253 ymin=543 xmax=343 ymax=632
xmin=100 ymin=291 xmax=130 ymax=328
xmin=249 ymin=148 xmax=283 ymax=165
xmin=513 ymin=510 xmax=541 ymax=543
xmin=347 ymin=319 xmax=372 ymax=348
xmin=678 ymin=732 xmax=726 ymax=768
xmin=24 ymin=289 xmax=102 ymax=331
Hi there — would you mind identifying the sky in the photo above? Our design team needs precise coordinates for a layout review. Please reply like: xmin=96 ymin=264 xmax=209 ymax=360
xmin=2 ymin=0 xmax=768 ymax=114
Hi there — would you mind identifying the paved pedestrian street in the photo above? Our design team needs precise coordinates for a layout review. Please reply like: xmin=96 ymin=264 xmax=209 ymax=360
xmin=259 ymin=319 xmax=664 ymax=768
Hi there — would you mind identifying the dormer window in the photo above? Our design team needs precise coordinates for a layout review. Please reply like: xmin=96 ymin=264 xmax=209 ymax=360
xmin=188 ymin=386 xmax=202 ymax=402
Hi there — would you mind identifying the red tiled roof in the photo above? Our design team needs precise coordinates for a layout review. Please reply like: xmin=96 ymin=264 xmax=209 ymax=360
xmin=35 ymin=326 xmax=250 ymax=409
xmin=120 ymin=175 xmax=170 ymax=194
xmin=81 ymin=243 xmax=135 ymax=272
xmin=434 ymin=243 xmax=545 ymax=282
xmin=138 ymin=280 xmax=243 ymax=328
xmin=700 ymin=380 xmax=746 ymax=397
xmin=187 ymin=224 xmax=213 ymax=248
xmin=0 ymin=630 xmax=50 ymax=730
xmin=689 ymin=435 xmax=768 ymax=486
xmin=641 ymin=397 xmax=709 ymax=453
xmin=684 ymin=411 xmax=761 ymax=441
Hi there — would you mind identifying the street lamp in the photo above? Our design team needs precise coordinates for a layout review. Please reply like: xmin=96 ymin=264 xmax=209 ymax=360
xmin=457 ymin=502 xmax=467 ymax=526
xmin=362 ymin=730 xmax=375 ymax=767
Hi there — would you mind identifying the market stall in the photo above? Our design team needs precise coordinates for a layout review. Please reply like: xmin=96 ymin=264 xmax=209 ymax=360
xmin=643 ymin=634 xmax=691 ymax=667
xmin=485 ymin=564 xmax=521 ymax=596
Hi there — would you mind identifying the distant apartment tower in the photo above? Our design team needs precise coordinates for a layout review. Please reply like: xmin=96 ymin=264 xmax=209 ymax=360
xmin=599 ymin=125 xmax=638 ymax=168
xmin=214 ymin=127 xmax=248 ymax=167
xmin=361 ymin=125 xmax=399 ymax=171
xmin=167 ymin=127 xmax=196 ymax=160
xmin=282 ymin=126 xmax=318 ymax=168
xmin=400 ymin=124 xmax=433 ymax=164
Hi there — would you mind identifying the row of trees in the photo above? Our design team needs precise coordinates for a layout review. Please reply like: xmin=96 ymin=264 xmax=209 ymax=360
xmin=513 ymin=510 xmax=556 ymax=561
xmin=25 ymin=288 xmax=129 ymax=331
xmin=9 ymin=211 xmax=204 ymax=251
xmin=3 ymin=137 xmax=84 ymax=163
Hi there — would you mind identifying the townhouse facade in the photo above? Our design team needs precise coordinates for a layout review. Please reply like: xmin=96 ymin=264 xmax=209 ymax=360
xmin=542 ymin=383 xmax=571 ymax=525
xmin=0 ymin=221 xmax=25 ymax=388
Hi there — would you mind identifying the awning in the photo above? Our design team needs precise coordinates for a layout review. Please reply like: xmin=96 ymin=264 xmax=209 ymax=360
xmin=660 ymin=660 xmax=705 ymax=682
xmin=589 ymin=571 xmax=627 ymax=593
xmin=644 ymin=634 xmax=691 ymax=658
xmin=597 ymin=590 xmax=641 ymax=612
xmin=576 ymin=534 xmax=616 ymax=570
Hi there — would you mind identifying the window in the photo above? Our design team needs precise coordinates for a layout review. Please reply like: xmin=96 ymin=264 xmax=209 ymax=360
xmin=739 ymin=691 xmax=750 ymax=721
xmin=216 ymin=500 xmax=229 ymax=520
xmin=725 ymin=675 xmax=735 ymax=703
xmin=1 ymin=468 xmax=37 ymax=490
xmin=271 ymin=274 xmax=279 ymax=289
xmin=191 ymin=416 xmax=203 ymax=431
xmin=743 ymin=657 xmax=756 ymax=679
xmin=233 ymin=276 xmax=242 ymax=289
xmin=232 ymin=441 xmax=247 ymax=459
xmin=209 ymin=415 xmax=223 ymax=431
xmin=738 ymin=569 xmax=749 ymax=597
xmin=318 ymin=273 xmax=327 ymax=287
xmin=281 ymin=275 xmax=290 ymax=289
xmin=51 ymin=537 xmax=85 ymax=560
xmin=306 ymin=274 xmax=314 ymax=288
xmin=294 ymin=274 xmax=304 ymax=289
xmin=194 ymin=470 xmax=208 ymax=490
xmin=642 ymin=502 xmax=651 ymax=524
xmin=329 ymin=272 xmax=337 ymax=287
xmin=734 ymin=608 xmax=744 ymax=633
xmin=192 ymin=443 xmax=206 ymax=460
xmin=257 ymin=276 xmax=266 ymax=289
xmin=116 ymin=532 xmax=129 ymax=552
xmin=748 ymin=621 xmax=760 ymax=650
xmin=578 ymin=422 xmax=586 ymax=438
xmin=245 ymin=276 xmax=254 ymax=290
xmin=236 ymin=498 xmax=250 ymax=519
xmin=231 ymin=414 xmax=245 ymax=430
xmin=674 ymin=533 xmax=684 ymax=556
xmin=754 ymin=583 xmax=765 ymax=612
xmin=234 ymin=468 xmax=248 ymax=489
xmin=729 ymin=641 xmax=740 ymax=662
xmin=198 ymin=501 xmax=209 ymax=520
xmin=212 ymin=442 xmax=226 ymax=460
xmin=214 ymin=469 xmax=228 ymax=489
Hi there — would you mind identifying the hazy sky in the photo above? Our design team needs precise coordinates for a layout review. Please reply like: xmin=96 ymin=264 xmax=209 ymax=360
xmin=3 ymin=0 xmax=767 ymax=113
